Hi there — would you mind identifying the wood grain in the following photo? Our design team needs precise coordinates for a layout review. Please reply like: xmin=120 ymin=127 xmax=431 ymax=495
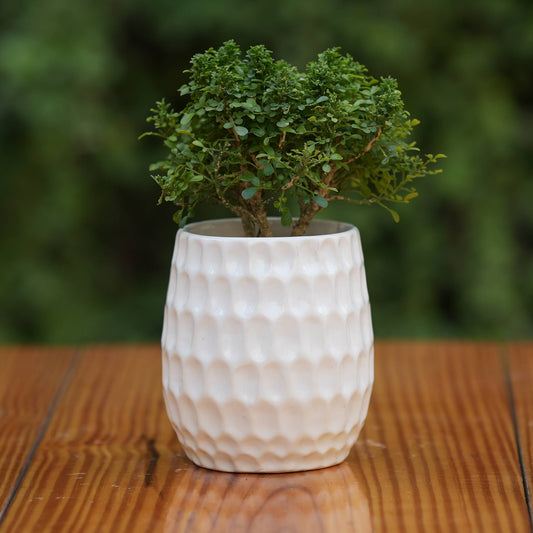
xmin=507 ymin=343 xmax=533 ymax=524
xmin=1 ymin=342 xmax=531 ymax=532
xmin=0 ymin=347 xmax=75 ymax=516
xmin=350 ymin=341 xmax=530 ymax=533
xmin=1 ymin=345 xmax=177 ymax=533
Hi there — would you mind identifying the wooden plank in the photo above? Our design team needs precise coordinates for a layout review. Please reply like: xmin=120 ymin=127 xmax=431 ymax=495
xmin=350 ymin=341 xmax=530 ymax=532
xmin=0 ymin=347 xmax=74 ymax=513
xmin=507 ymin=343 xmax=533 ymax=523
xmin=1 ymin=345 xmax=176 ymax=533
xmin=2 ymin=343 xmax=530 ymax=532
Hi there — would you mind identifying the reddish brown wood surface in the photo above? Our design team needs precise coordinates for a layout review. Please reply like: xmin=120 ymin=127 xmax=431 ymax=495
xmin=508 ymin=343 xmax=533 ymax=519
xmin=0 ymin=347 xmax=75 ymax=515
xmin=350 ymin=342 xmax=530 ymax=532
xmin=0 ymin=343 xmax=531 ymax=532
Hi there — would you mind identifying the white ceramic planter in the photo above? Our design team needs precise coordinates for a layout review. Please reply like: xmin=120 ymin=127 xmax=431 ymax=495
xmin=162 ymin=218 xmax=374 ymax=473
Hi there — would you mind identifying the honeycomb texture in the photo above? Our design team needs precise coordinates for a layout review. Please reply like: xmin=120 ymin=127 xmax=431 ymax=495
xmin=162 ymin=219 xmax=374 ymax=472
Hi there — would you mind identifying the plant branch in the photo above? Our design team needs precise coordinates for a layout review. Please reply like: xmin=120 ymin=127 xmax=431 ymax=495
xmin=327 ymin=195 xmax=366 ymax=204
xmin=292 ymin=168 xmax=337 ymax=236
xmin=251 ymin=154 xmax=265 ymax=170
xmin=278 ymin=130 xmax=287 ymax=148
xmin=344 ymin=127 xmax=382 ymax=164
xmin=282 ymin=174 xmax=300 ymax=190
xmin=231 ymin=125 xmax=240 ymax=143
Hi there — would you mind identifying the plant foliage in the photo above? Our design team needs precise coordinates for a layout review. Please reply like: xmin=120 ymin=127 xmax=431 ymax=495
xmin=143 ymin=41 xmax=444 ymax=236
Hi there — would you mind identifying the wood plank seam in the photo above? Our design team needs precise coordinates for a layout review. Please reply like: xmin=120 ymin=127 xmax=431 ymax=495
xmin=501 ymin=345 xmax=533 ymax=532
xmin=0 ymin=348 xmax=83 ymax=528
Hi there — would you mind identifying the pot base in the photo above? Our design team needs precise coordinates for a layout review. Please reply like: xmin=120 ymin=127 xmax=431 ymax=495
xmin=167 ymin=418 xmax=365 ymax=473
xmin=182 ymin=449 xmax=352 ymax=474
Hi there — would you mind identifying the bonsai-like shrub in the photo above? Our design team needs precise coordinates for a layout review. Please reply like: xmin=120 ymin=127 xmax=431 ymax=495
xmin=142 ymin=40 xmax=444 ymax=237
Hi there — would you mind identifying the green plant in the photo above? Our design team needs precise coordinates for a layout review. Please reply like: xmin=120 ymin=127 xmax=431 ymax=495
xmin=142 ymin=40 xmax=444 ymax=237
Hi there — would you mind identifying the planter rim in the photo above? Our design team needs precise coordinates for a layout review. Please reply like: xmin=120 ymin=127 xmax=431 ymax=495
xmin=181 ymin=217 xmax=357 ymax=241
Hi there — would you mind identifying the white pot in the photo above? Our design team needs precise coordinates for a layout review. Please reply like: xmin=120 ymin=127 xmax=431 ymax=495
xmin=162 ymin=218 xmax=374 ymax=473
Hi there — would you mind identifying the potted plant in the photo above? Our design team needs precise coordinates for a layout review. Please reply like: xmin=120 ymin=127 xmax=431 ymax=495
xmin=142 ymin=41 xmax=444 ymax=473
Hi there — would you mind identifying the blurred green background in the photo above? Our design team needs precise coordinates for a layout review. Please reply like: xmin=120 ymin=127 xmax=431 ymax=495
xmin=1 ymin=0 xmax=532 ymax=343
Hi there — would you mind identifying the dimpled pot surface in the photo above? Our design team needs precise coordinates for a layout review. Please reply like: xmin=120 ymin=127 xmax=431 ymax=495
xmin=162 ymin=218 xmax=374 ymax=472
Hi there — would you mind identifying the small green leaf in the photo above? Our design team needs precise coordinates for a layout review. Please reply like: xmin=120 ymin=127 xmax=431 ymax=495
xmin=314 ymin=195 xmax=328 ymax=208
xmin=322 ymin=163 xmax=331 ymax=173
xmin=180 ymin=112 xmax=194 ymax=125
xmin=244 ymin=97 xmax=258 ymax=108
xmin=404 ymin=192 xmax=418 ymax=201
xmin=241 ymin=187 xmax=258 ymax=199
xmin=329 ymin=153 xmax=343 ymax=160
xmin=251 ymin=127 xmax=265 ymax=137
xmin=235 ymin=126 xmax=249 ymax=136
xmin=263 ymin=145 xmax=275 ymax=158
xmin=190 ymin=175 xmax=204 ymax=182
xmin=263 ymin=163 xmax=274 ymax=176
xmin=390 ymin=209 xmax=400 ymax=223
xmin=276 ymin=119 xmax=290 ymax=128
xmin=281 ymin=211 xmax=292 ymax=226
xmin=223 ymin=122 xmax=233 ymax=129
xmin=192 ymin=140 xmax=204 ymax=147
xmin=239 ymin=172 xmax=255 ymax=182
xmin=315 ymin=95 xmax=329 ymax=104
xmin=285 ymin=191 xmax=299 ymax=216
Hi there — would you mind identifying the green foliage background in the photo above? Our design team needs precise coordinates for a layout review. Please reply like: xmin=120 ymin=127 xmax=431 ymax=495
xmin=1 ymin=0 xmax=532 ymax=342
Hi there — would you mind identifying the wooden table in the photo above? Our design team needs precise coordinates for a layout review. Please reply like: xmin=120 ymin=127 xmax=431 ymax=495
xmin=0 ymin=342 xmax=532 ymax=532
